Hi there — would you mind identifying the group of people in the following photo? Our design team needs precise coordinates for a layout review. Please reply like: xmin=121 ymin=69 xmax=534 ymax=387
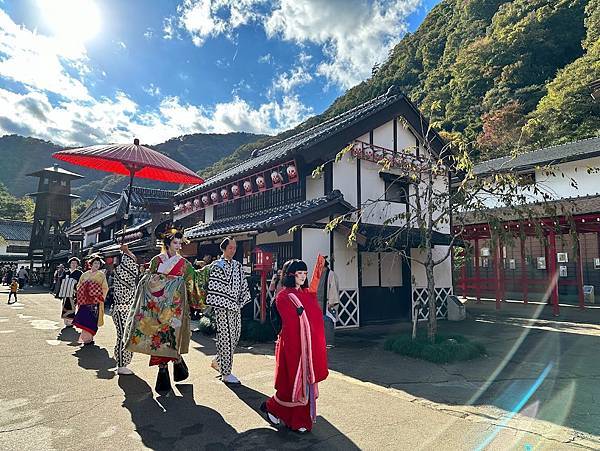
xmin=2 ymin=264 xmax=29 ymax=288
xmin=52 ymin=225 xmax=333 ymax=433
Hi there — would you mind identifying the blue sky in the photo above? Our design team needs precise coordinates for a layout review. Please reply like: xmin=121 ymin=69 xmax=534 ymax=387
xmin=0 ymin=0 xmax=440 ymax=146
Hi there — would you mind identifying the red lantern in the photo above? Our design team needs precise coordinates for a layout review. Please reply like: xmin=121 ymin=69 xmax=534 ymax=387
xmin=252 ymin=247 xmax=274 ymax=324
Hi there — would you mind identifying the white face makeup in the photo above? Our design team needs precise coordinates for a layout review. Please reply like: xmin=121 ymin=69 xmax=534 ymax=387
xmin=295 ymin=271 xmax=308 ymax=287
xmin=69 ymin=261 xmax=78 ymax=271
xmin=169 ymin=237 xmax=182 ymax=254
xmin=91 ymin=260 xmax=101 ymax=271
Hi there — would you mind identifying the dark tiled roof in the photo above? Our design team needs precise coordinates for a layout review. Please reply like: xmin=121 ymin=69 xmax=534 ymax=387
xmin=461 ymin=193 xmax=600 ymax=225
xmin=72 ymin=190 xmax=121 ymax=226
xmin=27 ymin=165 xmax=84 ymax=179
xmin=474 ymin=137 xmax=600 ymax=175
xmin=185 ymin=190 xmax=353 ymax=240
xmin=177 ymin=87 xmax=430 ymax=200
xmin=0 ymin=219 xmax=32 ymax=241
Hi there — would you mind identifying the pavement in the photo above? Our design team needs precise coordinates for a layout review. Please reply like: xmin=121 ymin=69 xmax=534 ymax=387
xmin=1 ymin=288 xmax=600 ymax=450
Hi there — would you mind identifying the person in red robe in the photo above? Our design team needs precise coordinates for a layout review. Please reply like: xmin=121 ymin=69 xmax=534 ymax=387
xmin=261 ymin=259 xmax=329 ymax=433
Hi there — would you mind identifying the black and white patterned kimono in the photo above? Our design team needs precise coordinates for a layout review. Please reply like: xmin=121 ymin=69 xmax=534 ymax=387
xmin=112 ymin=253 xmax=139 ymax=368
xmin=206 ymin=257 xmax=251 ymax=377
xmin=58 ymin=268 xmax=83 ymax=325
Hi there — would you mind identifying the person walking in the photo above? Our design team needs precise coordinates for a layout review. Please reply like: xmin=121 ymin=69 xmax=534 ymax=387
xmin=72 ymin=254 xmax=108 ymax=345
xmin=111 ymin=244 xmax=138 ymax=376
xmin=7 ymin=278 xmax=18 ymax=304
xmin=316 ymin=257 xmax=340 ymax=348
xmin=261 ymin=259 xmax=329 ymax=433
xmin=58 ymin=257 xmax=83 ymax=327
xmin=17 ymin=266 xmax=28 ymax=289
xmin=206 ymin=237 xmax=251 ymax=385
xmin=54 ymin=264 xmax=65 ymax=298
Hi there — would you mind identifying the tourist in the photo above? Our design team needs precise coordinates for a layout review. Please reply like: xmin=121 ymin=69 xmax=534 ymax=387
xmin=261 ymin=259 xmax=328 ymax=433
xmin=206 ymin=237 xmax=251 ymax=384
xmin=7 ymin=277 xmax=18 ymax=304
xmin=17 ymin=266 xmax=28 ymax=289
xmin=269 ymin=268 xmax=284 ymax=298
xmin=123 ymin=226 xmax=206 ymax=393
xmin=54 ymin=264 xmax=65 ymax=298
xmin=111 ymin=244 xmax=138 ymax=376
xmin=72 ymin=254 xmax=108 ymax=345
xmin=316 ymin=257 xmax=340 ymax=348
xmin=58 ymin=257 xmax=83 ymax=327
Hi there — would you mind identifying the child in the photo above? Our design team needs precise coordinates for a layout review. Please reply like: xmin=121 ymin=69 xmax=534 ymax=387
xmin=8 ymin=278 xmax=18 ymax=304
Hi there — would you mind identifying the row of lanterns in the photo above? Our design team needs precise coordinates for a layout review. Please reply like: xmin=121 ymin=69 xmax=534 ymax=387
xmin=351 ymin=141 xmax=407 ymax=167
xmin=175 ymin=162 xmax=299 ymax=212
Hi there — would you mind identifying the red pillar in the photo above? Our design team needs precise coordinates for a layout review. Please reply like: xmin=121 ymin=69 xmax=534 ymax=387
xmin=576 ymin=236 xmax=585 ymax=310
xmin=494 ymin=238 xmax=502 ymax=310
xmin=474 ymin=238 xmax=481 ymax=303
xmin=548 ymin=231 xmax=560 ymax=316
xmin=460 ymin=247 xmax=467 ymax=299
xmin=520 ymin=236 xmax=528 ymax=304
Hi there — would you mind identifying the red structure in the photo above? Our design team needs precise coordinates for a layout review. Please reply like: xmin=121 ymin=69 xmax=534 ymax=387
xmin=455 ymin=213 xmax=600 ymax=316
xmin=253 ymin=247 xmax=274 ymax=324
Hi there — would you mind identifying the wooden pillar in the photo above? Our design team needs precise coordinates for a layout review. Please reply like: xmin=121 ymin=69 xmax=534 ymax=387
xmin=520 ymin=235 xmax=528 ymax=304
xmin=576 ymin=235 xmax=585 ymax=309
xmin=548 ymin=231 xmax=560 ymax=316
xmin=474 ymin=238 xmax=481 ymax=303
xmin=494 ymin=237 xmax=502 ymax=310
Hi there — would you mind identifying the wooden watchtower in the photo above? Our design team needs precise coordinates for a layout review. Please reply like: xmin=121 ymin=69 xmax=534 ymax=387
xmin=27 ymin=164 xmax=84 ymax=271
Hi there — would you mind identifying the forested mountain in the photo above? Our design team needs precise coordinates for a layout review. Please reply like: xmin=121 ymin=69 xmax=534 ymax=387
xmin=0 ymin=132 xmax=264 ymax=199
xmin=202 ymin=0 xmax=599 ymax=178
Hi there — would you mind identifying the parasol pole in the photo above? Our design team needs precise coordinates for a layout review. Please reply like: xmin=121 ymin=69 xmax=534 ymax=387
xmin=121 ymin=139 xmax=142 ymax=243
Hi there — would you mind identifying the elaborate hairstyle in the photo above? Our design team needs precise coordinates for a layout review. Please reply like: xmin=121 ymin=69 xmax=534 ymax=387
xmin=281 ymin=259 xmax=309 ymax=288
xmin=155 ymin=221 xmax=187 ymax=249
xmin=87 ymin=253 xmax=105 ymax=267
xmin=220 ymin=236 xmax=236 ymax=251
xmin=67 ymin=256 xmax=80 ymax=265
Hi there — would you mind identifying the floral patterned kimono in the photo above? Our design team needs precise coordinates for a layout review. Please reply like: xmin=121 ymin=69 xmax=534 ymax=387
xmin=124 ymin=252 xmax=205 ymax=366
xmin=72 ymin=270 xmax=108 ymax=339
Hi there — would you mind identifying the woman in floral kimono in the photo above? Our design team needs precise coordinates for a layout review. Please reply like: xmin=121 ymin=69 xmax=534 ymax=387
xmin=73 ymin=254 xmax=108 ymax=345
xmin=261 ymin=259 xmax=329 ymax=433
xmin=124 ymin=226 xmax=206 ymax=393
xmin=58 ymin=257 xmax=83 ymax=327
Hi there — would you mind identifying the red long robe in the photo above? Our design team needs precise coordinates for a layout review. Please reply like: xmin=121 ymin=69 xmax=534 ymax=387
xmin=266 ymin=287 xmax=329 ymax=431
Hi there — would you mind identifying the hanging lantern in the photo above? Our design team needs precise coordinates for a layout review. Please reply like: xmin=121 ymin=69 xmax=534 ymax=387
xmin=271 ymin=170 xmax=282 ymax=187
xmin=210 ymin=192 xmax=219 ymax=203
xmin=363 ymin=145 xmax=374 ymax=159
xmin=193 ymin=198 xmax=201 ymax=208
xmin=201 ymin=195 xmax=210 ymax=206
xmin=231 ymin=184 xmax=240 ymax=197
xmin=256 ymin=175 xmax=267 ymax=192
xmin=243 ymin=180 xmax=253 ymax=194
xmin=220 ymin=188 xmax=230 ymax=200
xmin=286 ymin=164 xmax=298 ymax=182
xmin=351 ymin=141 xmax=362 ymax=157
xmin=184 ymin=200 xmax=192 ymax=209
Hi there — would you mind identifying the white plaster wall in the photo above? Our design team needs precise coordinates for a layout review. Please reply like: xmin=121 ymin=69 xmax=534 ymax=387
xmin=372 ymin=120 xmax=394 ymax=150
xmin=332 ymin=153 xmax=358 ymax=206
xmin=333 ymin=231 xmax=358 ymax=289
xmin=360 ymin=159 xmax=407 ymax=226
xmin=0 ymin=240 xmax=29 ymax=256
xmin=410 ymin=245 xmax=453 ymax=287
xmin=204 ymin=206 xmax=214 ymax=223
xmin=306 ymin=174 xmax=324 ymax=200
xmin=301 ymin=228 xmax=330 ymax=279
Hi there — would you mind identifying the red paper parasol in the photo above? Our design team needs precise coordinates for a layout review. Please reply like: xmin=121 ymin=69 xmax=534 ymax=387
xmin=53 ymin=138 xmax=203 ymax=229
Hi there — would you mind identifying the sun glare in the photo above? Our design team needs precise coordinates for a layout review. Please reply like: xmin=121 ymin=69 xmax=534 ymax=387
xmin=37 ymin=0 xmax=101 ymax=43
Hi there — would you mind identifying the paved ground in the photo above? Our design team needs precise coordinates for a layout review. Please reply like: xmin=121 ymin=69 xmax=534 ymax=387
xmin=1 ymin=288 xmax=600 ymax=450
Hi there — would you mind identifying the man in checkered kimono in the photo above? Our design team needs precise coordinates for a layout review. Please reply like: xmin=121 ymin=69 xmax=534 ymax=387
xmin=206 ymin=237 xmax=251 ymax=384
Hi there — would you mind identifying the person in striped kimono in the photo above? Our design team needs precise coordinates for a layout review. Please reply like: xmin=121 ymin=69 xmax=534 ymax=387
xmin=58 ymin=257 xmax=83 ymax=327
xmin=206 ymin=237 xmax=251 ymax=385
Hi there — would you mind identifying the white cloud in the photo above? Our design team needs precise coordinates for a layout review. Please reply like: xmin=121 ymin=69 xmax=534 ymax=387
xmin=264 ymin=0 xmax=422 ymax=89
xmin=144 ymin=28 xmax=153 ymax=40
xmin=143 ymin=83 xmax=161 ymax=97
xmin=0 ymin=9 xmax=90 ymax=100
xmin=0 ymin=87 xmax=312 ymax=146
xmin=272 ymin=66 xmax=312 ymax=93
xmin=170 ymin=0 xmax=422 ymax=89
xmin=258 ymin=53 xmax=273 ymax=64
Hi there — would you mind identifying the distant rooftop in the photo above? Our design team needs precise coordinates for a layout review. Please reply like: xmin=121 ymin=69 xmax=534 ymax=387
xmin=0 ymin=219 xmax=32 ymax=241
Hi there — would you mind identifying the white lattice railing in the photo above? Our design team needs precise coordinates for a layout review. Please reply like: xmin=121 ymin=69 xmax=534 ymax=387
xmin=336 ymin=289 xmax=359 ymax=329
xmin=254 ymin=288 xmax=360 ymax=329
xmin=412 ymin=287 xmax=452 ymax=321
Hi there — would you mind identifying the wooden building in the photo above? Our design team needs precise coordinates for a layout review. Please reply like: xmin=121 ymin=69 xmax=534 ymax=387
xmin=175 ymin=87 xmax=453 ymax=327
xmin=0 ymin=219 xmax=34 ymax=267
xmin=455 ymin=137 xmax=600 ymax=314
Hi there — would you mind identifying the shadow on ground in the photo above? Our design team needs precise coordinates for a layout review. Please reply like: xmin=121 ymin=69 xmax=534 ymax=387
xmin=190 ymin=302 xmax=600 ymax=437
xmin=118 ymin=375 xmax=358 ymax=450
